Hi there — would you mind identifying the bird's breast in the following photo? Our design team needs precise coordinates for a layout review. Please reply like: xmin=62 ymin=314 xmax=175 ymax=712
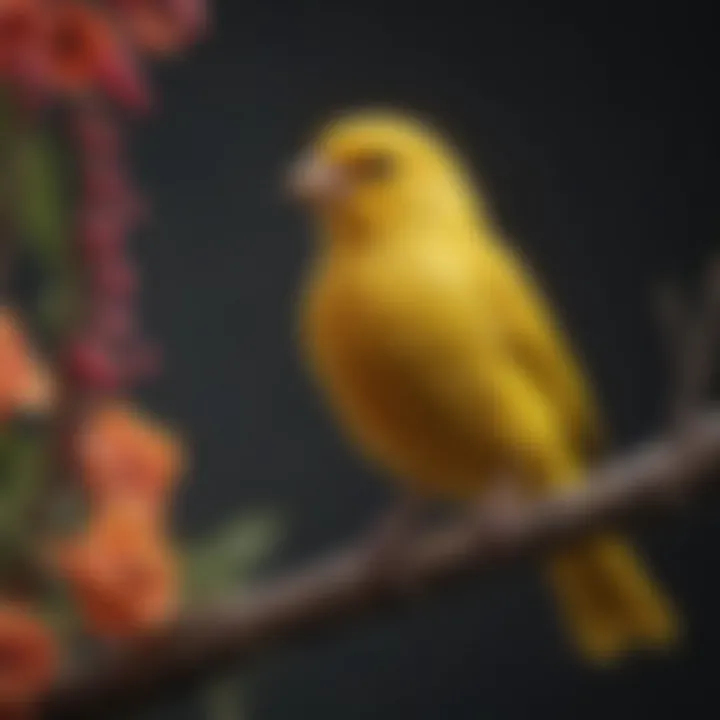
xmin=300 ymin=245 xmax=498 ymax=493
xmin=302 ymin=247 xmax=475 ymax=383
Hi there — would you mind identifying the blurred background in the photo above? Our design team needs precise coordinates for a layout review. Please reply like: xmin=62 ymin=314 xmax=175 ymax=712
xmin=130 ymin=0 xmax=718 ymax=717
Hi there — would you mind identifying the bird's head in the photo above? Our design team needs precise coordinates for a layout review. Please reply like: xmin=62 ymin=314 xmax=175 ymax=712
xmin=286 ymin=110 xmax=479 ymax=242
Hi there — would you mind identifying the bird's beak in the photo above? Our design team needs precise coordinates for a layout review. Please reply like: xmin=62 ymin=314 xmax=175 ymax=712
xmin=285 ymin=153 xmax=348 ymax=204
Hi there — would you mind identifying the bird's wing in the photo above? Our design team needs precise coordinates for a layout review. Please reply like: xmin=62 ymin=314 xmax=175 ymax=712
xmin=479 ymin=241 xmax=605 ymax=460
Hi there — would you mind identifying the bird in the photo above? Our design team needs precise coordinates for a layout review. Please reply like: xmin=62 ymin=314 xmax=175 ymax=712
xmin=288 ymin=109 xmax=679 ymax=661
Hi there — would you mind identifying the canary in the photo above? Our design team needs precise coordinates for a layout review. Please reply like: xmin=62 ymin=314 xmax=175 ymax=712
xmin=290 ymin=110 xmax=679 ymax=661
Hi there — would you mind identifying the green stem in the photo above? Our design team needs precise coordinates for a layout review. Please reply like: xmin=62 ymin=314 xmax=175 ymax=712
xmin=0 ymin=94 xmax=79 ymax=598
xmin=0 ymin=92 xmax=18 ymax=300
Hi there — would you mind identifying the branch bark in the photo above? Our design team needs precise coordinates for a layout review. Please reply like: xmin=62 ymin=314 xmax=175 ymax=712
xmin=42 ymin=410 xmax=720 ymax=719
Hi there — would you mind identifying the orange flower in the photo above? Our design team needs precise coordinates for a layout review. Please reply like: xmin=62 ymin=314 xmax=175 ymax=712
xmin=75 ymin=401 xmax=185 ymax=509
xmin=109 ymin=0 xmax=209 ymax=57
xmin=45 ymin=1 xmax=150 ymax=109
xmin=0 ymin=604 xmax=58 ymax=715
xmin=0 ymin=309 xmax=54 ymax=421
xmin=57 ymin=502 xmax=179 ymax=639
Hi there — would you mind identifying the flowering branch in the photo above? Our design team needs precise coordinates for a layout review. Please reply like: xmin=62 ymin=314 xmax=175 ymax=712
xmin=37 ymin=240 xmax=720 ymax=711
xmin=4 ymin=2 xmax=719 ymax=719
xmin=1 ymin=1 xmax=209 ymax=716
xmin=41 ymin=408 xmax=720 ymax=718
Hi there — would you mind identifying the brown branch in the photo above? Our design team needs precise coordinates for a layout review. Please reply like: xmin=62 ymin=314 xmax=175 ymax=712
xmin=41 ymin=410 xmax=720 ymax=719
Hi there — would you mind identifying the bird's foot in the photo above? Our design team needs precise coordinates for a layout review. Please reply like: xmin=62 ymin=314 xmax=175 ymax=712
xmin=471 ymin=480 xmax=527 ymax=539
xmin=360 ymin=501 xmax=420 ymax=596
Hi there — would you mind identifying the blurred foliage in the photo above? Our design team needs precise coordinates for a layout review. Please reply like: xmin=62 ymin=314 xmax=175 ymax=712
xmin=2 ymin=84 xmax=285 ymax=720
xmin=183 ymin=510 xmax=284 ymax=602
xmin=203 ymin=675 xmax=248 ymax=720
xmin=183 ymin=511 xmax=284 ymax=720
xmin=15 ymin=124 xmax=77 ymax=339
xmin=1 ymin=95 xmax=73 ymax=603
xmin=0 ymin=93 xmax=14 ymax=239
xmin=0 ymin=428 xmax=43 ymax=525
xmin=15 ymin=125 xmax=68 ymax=266
xmin=37 ymin=570 xmax=82 ymax=649
xmin=0 ymin=425 xmax=48 ymax=580
xmin=0 ymin=93 xmax=76 ymax=338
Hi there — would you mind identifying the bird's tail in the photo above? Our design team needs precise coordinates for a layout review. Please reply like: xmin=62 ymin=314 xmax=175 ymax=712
xmin=528 ymin=438 xmax=681 ymax=663
xmin=546 ymin=535 xmax=680 ymax=662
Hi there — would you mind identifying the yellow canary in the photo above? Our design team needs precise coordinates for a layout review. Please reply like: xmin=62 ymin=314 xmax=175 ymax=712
xmin=290 ymin=110 xmax=679 ymax=661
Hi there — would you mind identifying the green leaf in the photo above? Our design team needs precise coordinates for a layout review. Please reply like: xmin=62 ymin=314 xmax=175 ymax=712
xmin=0 ymin=430 xmax=11 ymax=465
xmin=0 ymin=429 xmax=46 ymax=529
xmin=12 ymin=120 xmax=77 ymax=337
xmin=37 ymin=574 xmax=82 ymax=644
xmin=15 ymin=126 xmax=68 ymax=265
xmin=183 ymin=511 xmax=284 ymax=602
xmin=202 ymin=676 xmax=248 ymax=720
xmin=0 ymin=426 xmax=50 ymax=582
xmin=37 ymin=278 xmax=78 ymax=338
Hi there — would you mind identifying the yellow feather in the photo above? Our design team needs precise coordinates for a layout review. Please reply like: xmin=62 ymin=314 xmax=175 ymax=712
xmin=296 ymin=110 xmax=679 ymax=660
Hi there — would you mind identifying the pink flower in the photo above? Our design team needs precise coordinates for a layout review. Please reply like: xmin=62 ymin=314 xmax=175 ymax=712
xmin=109 ymin=0 xmax=210 ymax=57
xmin=78 ymin=209 xmax=125 ymax=259
xmin=73 ymin=107 xmax=122 ymax=159
xmin=92 ymin=258 xmax=138 ymax=298
xmin=46 ymin=1 xmax=151 ymax=111
xmin=1 ymin=0 xmax=152 ymax=110
xmin=66 ymin=338 xmax=122 ymax=391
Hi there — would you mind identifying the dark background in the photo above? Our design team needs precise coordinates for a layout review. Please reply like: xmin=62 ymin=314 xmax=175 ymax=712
xmin=132 ymin=1 xmax=718 ymax=718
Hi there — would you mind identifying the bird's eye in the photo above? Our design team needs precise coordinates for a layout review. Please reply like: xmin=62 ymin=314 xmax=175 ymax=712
xmin=351 ymin=152 xmax=396 ymax=182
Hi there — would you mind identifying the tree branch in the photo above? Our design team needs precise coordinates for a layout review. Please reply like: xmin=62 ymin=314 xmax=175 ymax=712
xmin=42 ymin=410 xmax=720 ymax=719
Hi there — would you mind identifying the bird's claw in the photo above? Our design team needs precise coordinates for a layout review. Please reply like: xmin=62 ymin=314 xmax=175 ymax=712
xmin=360 ymin=504 xmax=418 ymax=595
xmin=472 ymin=482 xmax=526 ymax=538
